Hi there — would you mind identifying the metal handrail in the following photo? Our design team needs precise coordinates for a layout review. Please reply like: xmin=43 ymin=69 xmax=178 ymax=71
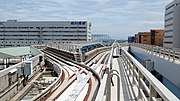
xmin=129 ymin=43 xmax=180 ymax=63
xmin=95 ymin=42 xmax=120 ymax=101
xmin=106 ymin=69 xmax=120 ymax=101
xmin=31 ymin=55 xmax=63 ymax=101
xmin=120 ymin=46 xmax=179 ymax=101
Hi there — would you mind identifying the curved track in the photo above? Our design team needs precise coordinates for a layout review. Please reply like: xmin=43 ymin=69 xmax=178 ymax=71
xmin=42 ymin=48 xmax=104 ymax=101
xmin=10 ymin=46 xmax=111 ymax=101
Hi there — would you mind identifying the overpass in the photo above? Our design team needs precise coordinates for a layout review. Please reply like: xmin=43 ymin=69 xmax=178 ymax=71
xmin=0 ymin=42 xmax=179 ymax=101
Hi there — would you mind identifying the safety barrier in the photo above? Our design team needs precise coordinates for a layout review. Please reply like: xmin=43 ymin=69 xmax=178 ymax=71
xmin=106 ymin=69 xmax=120 ymax=101
xmin=121 ymin=46 xmax=179 ymax=101
xmin=0 ymin=51 xmax=44 ymax=101
xmin=31 ymin=57 xmax=62 ymax=101
xmin=131 ymin=43 xmax=180 ymax=63
xmin=95 ymin=42 xmax=120 ymax=101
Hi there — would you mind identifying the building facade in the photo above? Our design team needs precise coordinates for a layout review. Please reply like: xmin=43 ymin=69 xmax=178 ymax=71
xmin=135 ymin=34 xmax=139 ymax=43
xmin=135 ymin=32 xmax=151 ymax=45
xmin=92 ymin=34 xmax=111 ymax=41
xmin=134 ymin=30 xmax=164 ymax=46
xmin=128 ymin=36 xmax=135 ymax=43
xmin=164 ymin=0 xmax=180 ymax=48
xmin=150 ymin=29 xmax=164 ymax=46
xmin=0 ymin=20 xmax=91 ymax=47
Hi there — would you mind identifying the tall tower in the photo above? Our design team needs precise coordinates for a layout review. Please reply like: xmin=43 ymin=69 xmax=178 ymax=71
xmin=164 ymin=0 xmax=180 ymax=48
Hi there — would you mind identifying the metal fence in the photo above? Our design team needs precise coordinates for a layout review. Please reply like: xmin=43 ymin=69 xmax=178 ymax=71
xmin=120 ymin=45 xmax=179 ymax=101
xmin=131 ymin=43 xmax=180 ymax=63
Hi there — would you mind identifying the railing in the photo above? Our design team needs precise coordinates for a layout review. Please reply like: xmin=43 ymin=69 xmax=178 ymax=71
xmin=95 ymin=42 xmax=120 ymax=101
xmin=120 ymin=46 xmax=179 ymax=101
xmin=131 ymin=43 xmax=180 ymax=63
xmin=0 ymin=52 xmax=44 ymax=101
xmin=106 ymin=69 xmax=120 ymax=101
xmin=47 ymin=43 xmax=81 ymax=53
xmin=31 ymin=57 xmax=62 ymax=101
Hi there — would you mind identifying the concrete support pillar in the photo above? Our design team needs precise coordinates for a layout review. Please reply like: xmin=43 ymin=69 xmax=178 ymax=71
xmin=158 ymin=48 xmax=160 ymax=57
xmin=168 ymin=49 xmax=171 ymax=60
xmin=5 ymin=58 xmax=7 ymax=68
xmin=7 ymin=58 xmax=9 ymax=66
xmin=163 ymin=48 xmax=165 ymax=58
xmin=179 ymin=51 xmax=180 ymax=62
xmin=173 ymin=50 xmax=175 ymax=62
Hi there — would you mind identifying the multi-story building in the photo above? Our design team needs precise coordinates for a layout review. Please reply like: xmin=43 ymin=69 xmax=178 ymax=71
xmin=164 ymin=0 xmax=180 ymax=48
xmin=135 ymin=34 xmax=139 ymax=43
xmin=0 ymin=20 xmax=91 ymax=47
xmin=92 ymin=34 xmax=111 ymax=41
xmin=135 ymin=32 xmax=151 ymax=45
xmin=150 ymin=29 xmax=164 ymax=46
xmin=128 ymin=36 xmax=135 ymax=43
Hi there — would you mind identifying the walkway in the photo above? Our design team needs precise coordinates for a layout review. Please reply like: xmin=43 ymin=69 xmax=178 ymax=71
xmin=111 ymin=47 xmax=136 ymax=101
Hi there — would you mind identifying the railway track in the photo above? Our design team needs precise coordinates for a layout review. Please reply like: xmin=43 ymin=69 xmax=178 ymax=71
xmin=42 ymin=47 xmax=110 ymax=101
xmin=42 ymin=49 xmax=101 ymax=101
xmin=10 ymin=46 xmax=111 ymax=101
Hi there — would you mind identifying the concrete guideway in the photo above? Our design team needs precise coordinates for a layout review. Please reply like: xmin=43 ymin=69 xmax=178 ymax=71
xmin=111 ymin=47 xmax=136 ymax=101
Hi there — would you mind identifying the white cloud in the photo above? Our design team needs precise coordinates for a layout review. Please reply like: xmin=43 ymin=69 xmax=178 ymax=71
xmin=141 ymin=21 xmax=163 ymax=26
xmin=0 ymin=0 xmax=172 ymax=39
xmin=91 ymin=0 xmax=110 ymax=5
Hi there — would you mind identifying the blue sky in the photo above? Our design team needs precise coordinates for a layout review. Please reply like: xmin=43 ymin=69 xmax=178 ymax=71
xmin=0 ymin=0 xmax=172 ymax=39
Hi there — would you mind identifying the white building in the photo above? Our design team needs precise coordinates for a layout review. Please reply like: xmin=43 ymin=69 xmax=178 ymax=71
xmin=164 ymin=0 xmax=180 ymax=48
xmin=0 ymin=20 xmax=91 ymax=47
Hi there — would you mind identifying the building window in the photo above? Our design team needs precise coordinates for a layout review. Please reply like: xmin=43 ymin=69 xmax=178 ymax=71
xmin=164 ymin=36 xmax=173 ymax=38
xmin=164 ymin=41 xmax=172 ymax=44
xmin=82 ymin=22 xmax=86 ymax=25
xmin=165 ymin=17 xmax=173 ymax=22
xmin=165 ymin=24 xmax=173 ymax=27
xmin=143 ymin=36 xmax=147 ymax=38
xmin=165 ymin=29 xmax=173 ymax=33
xmin=143 ymin=39 xmax=147 ymax=41
xmin=71 ymin=22 xmax=75 ymax=25
xmin=166 ymin=4 xmax=174 ymax=10
xmin=165 ymin=11 xmax=173 ymax=16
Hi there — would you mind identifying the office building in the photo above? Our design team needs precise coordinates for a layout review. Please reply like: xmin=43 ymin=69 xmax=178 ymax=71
xmin=150 ymin=29 xmax=164 ymax=46
xmin=164 ymin=0 xmax=180 ymax=48
xmin=128 ymin=36 xmax=135 ymax=43
xmin=135 ymin=32 xmax=151 ymax=45
xmin=0 ymin=20 xmax=91 ymax=47
xmin=92 ymin=34 xmax=111 ymax=41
